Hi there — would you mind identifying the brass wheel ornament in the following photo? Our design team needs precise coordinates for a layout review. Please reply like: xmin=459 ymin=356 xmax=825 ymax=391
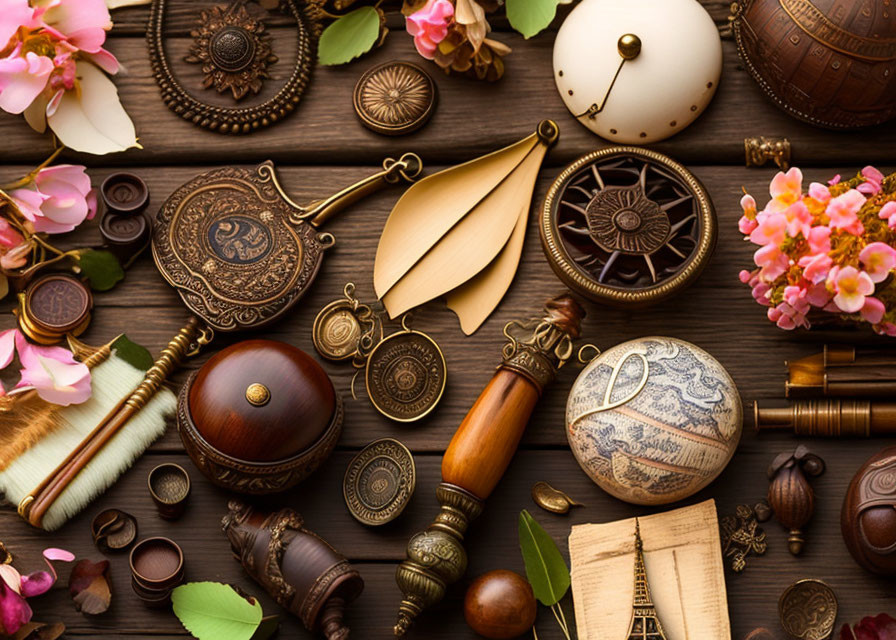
xmin=540 ymin=147 xmax=716 ymax=307
xmin=148 ymin=0 xmax=320 ymax=133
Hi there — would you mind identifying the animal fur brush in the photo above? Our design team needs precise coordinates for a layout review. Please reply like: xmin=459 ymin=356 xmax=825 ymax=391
xmin=0 ymin=335 xmax=177 ymax=531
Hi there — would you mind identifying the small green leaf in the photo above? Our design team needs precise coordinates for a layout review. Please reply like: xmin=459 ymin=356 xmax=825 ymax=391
xmin=110 ymin=335 xmax=154 ymax=371
xmin=506 ymin=0 xmax=559 ymax=39
xmin=77 ymin=250 xmax=124 ymax=291
xmin=172 ymin=582 xmax=263 ymax=640
xmin=518 ymin=509 xmax=570 ymax=606
xmin=318 ymin=6 xmax=382 ymax=65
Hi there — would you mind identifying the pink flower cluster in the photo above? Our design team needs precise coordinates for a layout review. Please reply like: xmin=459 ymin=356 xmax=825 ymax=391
xmin=406 ymin=0 xmax=454 ymax=59
xmin=7 ymin=163 xmax=96 ymax=234
xmin=0 ymin=548 xmax=73 ymax=635
xmin=739 ymin=166 xmax=896 ymax=335
xmin=0 ymin=0 xmax=117 ymax=127
xmin=0 ymin=328 xmax=92 ymax=405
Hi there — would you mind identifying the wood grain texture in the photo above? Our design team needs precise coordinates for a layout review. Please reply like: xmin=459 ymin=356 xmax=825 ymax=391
xmin=1 ymin=2 xmax=895 ymax=637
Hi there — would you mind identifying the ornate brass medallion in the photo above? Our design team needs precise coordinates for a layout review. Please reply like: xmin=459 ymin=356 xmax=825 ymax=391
xmin=344 ymin=438 xmax=416 ymax=526
xmin=779 ymin=579 xmax=837 ymax=640
xmin=148 ymin=0 xmax=320 ymax=133
xmin=184 ymin=3 xmax=278 ymax=100
xmin=312 ymin=283 xmax=382 ymax=363
xmin=353 ymin=61 xmax=437 ymax=136
xmin=366 ymin=317 xmax=446 ymax=422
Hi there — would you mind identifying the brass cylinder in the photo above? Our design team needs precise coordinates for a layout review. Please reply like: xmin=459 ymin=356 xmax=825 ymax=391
xmin=755 ymin=400 xmax=896 ymax=437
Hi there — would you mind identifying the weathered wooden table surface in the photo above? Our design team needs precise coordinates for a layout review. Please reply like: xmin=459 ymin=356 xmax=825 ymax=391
xmin=2 ymin=2 xmax=895 ymax=638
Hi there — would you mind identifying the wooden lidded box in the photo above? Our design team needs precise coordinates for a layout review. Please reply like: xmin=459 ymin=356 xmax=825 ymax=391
xmin=178 ymin=339 xmax=343 ymax=494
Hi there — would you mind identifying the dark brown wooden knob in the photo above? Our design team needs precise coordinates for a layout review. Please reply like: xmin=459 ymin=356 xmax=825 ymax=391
xmin=463 ymin=570 xmax=536 ymax=639
xmin=767 ymin=446 xmax=825 ymax=555
xmin=188 ymin=339 xmax=335 ymax=462
xmin=842 ymin=446 xmax=896 ymax=575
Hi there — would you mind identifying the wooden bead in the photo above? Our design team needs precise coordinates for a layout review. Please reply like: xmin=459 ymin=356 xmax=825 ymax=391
xmin=464 ymin=570 xmax=537 ymax=639
xmin=188 ymin=339 xmax=335 ymax=462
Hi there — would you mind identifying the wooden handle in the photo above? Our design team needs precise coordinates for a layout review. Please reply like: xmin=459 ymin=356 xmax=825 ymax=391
xmin=23 ymin=319 xmax=204 ymax=528
xmin=441 ymin=369 xmax=540 ymax=500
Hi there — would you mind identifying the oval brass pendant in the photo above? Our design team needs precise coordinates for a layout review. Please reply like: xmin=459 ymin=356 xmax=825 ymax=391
xmin=312 ymin=283 xmax=381 ymax=362
xmin=344 ymin=438 xmax=416 ymax=526
xmin=365 ymin=322 xmax=446 ymax=423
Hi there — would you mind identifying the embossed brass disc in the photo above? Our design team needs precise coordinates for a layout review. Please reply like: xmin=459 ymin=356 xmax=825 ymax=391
xmin=344 ymin=438 xmax=416 ymax=526
xmin=18 ymin=274 xmax=93 ymax=344
xmin=353 ymin=61 xmax=437 ymax=136
xmin=313 ymin=299 xmax=364 ymax=361
xmin=779 ymin=579 xmax=837 ymax=640
xmin=365 ymin=329 xmax=446 ymax=422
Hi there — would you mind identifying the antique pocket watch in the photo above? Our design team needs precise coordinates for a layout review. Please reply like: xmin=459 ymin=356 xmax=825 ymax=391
xmin=313 ymin=284 xmax=446 ymax=422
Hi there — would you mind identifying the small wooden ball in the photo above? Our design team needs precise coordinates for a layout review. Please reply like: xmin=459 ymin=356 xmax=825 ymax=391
xmin=464 ymin=570 xmax=536 ymax=639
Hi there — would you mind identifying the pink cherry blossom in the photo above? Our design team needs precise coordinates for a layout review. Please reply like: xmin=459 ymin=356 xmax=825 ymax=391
xmin=826 ymin=189 xmax=866 ymax=233
xmin=15 ymin=330 xmax=91 ymax=405
xmin=754 ymin=243 xmax=790 ymax=281
xmin=0 ymin=0 xmax=35 ymax=51
xmin=807 ymin=225 xmax=832 ymax=254
xmin=8 ymin=164 xmax=95 ymax=234
xmin=879 ymin=201 xmax=896 ymax=229
xmin=806 ymin=282 xmax=831 ymax=307
xmin=738 ymin=194 xmax=758 ymax=234
xmin=829 ymin=266 xmax=875 ymax=313
xmin=0 ymin=51 xmax=53 ymax=114
xmin=859 ymin=241 xmax=896 ymax=283
xmin=828 ymin=174 xmax=841 ymax=186
xmin=767 ymin=167 xmax=803 ymax=212
xmin=876 ymin=322 xmax=896 ymax=337
xmin=858 ymin=166 xmax=884 ymax=195
xmin=808 ymin=182 xmax=831 ymax=203
xmin=784 ymin=200 xmax=812 ymax=238
xmin=738 ymin=269 xmax=753 ymax=284
xmin=798 ymin=252 xmax=832 ymax=284
xmin=749 ymin=211 xmax=787 ymax=246
xmin=861 ymin=296 xmax=886 ymax=324
xmin=406 ymin=0 xmax=454 ymax=60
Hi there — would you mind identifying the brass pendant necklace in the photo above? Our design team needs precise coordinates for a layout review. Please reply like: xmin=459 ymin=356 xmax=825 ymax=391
xmin=147 ymin=0 xmax=320 ymax=134
xmin=313 ymin=284 xmax=446 ymax=422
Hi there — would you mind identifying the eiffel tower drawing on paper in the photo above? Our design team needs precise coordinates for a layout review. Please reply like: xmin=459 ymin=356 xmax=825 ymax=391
xmin=626 ymin=519 xmax=668 ymax=640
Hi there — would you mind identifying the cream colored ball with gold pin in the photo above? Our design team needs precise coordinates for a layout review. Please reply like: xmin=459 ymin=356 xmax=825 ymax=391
xmin=552 ymin=0 xmax=723 ymax=143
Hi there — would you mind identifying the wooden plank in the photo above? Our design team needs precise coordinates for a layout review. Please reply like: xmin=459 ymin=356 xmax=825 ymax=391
xmin=2 ymin=447 xmax=892 ymax=638
xmin=1 ymin=35 xmax=894 ymax=167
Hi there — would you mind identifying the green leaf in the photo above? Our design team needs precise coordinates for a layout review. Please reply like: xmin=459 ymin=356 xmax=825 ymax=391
xmin=506 ymin=0 xmax=559 ymax=39
xmin=172 ymin=582 xmax=263 ymax=640
xmin=518 ymin=509 xmax=570 ymax=606
xmin=110 ymin=335 xmax=154 ymax=371
xmin=318 ymin=6 xmax=382 ymax=65
xmin=76 ymin=249 xmax=124 ymax=291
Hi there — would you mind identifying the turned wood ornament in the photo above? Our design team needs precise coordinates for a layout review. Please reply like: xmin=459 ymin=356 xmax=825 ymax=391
xmin=178 ymin=339 xmax=342 ymax=494
xmin=464 ymin=570 xmax=536 ymax=639
xmin=767 ymin=446 xmax=826 ymax=555
xmin=223 ymin=501 xmax=364 ymax=640
xmin=733 ymin=0 xmax=896 ymax=129
xmin=842 ymin=446 xmax=896 ymax=575
xmin=394 ymin=294 xmax=584 ymax=636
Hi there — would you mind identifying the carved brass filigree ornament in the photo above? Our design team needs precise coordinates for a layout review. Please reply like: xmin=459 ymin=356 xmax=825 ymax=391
xmin=353 ymin=61 xmax=437 ymax=136
xmin=745 ymin=136 xmax=791 ymax=170
xmin=720 ymin=504 xmax=768 ymax=573
xmin=779 ymin=579 xmax=837 ymax=640
xmin=184 ymin=2 xmax=278 ymax=100
xmin=344 ymin=438 xmax=416 ymax=526
xmin=541 ymin=147 xmax=717 ymax=308
xmin=148 ymin=0 xmax=322 ymax=133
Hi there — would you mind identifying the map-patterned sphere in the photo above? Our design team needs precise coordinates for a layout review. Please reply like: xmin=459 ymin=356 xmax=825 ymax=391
xmin=566 ymin=337 xmax=742 ymax=505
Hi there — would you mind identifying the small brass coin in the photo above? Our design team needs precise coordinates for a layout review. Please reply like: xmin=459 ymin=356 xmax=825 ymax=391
xmin=779 ymin=579 xmax=837 ymax=640
xmin=365 ymin=329 xmax=446 ymax=422
xmin=312 ymin=299 xmax=364 ymax=361
xmin=353 ymin=61 xmax=437 ymax=136
xmin=344 ymin=438 xmax=416 ymax=526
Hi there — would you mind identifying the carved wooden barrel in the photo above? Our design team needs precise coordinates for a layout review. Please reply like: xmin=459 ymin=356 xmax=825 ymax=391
xmin=733 ymin=0 xmax=896 ymax=129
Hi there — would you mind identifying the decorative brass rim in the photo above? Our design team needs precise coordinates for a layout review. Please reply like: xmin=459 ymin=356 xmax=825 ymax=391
xmin=147 ymin=0 xmax=319 ymax=134
xmin=540 ymin=147 xmax=716 ymax=308
xmin=343 ymin=437 xmax=416 ymax=526
xmin=364 ymin=326 xmax=446 ymax=423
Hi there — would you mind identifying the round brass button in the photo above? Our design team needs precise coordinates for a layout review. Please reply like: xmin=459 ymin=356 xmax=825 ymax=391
xmin=245 ymin=383 xmax=271 ymax=406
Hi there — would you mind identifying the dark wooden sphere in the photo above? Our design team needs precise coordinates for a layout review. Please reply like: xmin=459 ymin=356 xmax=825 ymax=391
xmin=842 ymin=446 xmax=896 ymax=575
xmin=463 ymin=570 xmax=537 ymax=639
xmin=735 ymin=0 xmax=896 ymax=129
xmin=188 ymin=339 xmax=335 ymax=462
